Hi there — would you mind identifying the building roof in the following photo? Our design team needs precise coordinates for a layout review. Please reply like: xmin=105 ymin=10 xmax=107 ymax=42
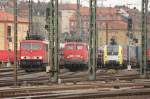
xmin=59 ymin=4 xmax=78 ymax=10
xmin=81 ymin=7 xmax=118 ymax=15
xmin=69 ymin=7 xmax=127 ymax=29
xmin=0 ymin=11 xmax=28 ymax=23
xmin=70 ymin=7 xmax=120 ymax=20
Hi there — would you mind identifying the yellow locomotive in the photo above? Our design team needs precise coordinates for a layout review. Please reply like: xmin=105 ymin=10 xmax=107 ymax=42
xmin=103 ymin=45 xmax=123 ymax=66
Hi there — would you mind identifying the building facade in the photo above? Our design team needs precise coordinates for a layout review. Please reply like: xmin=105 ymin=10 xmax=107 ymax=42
xmin=59 ymin=4 xmax=77 ymax=33
xmin=69 ymin=7 xmax=141 ymax=46
xmin=0 ymin=11 xmax=28 ymax=50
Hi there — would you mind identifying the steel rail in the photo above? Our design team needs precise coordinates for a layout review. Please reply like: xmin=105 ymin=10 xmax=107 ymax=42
xmin=1 ymin=87 xmax=150 ymax=98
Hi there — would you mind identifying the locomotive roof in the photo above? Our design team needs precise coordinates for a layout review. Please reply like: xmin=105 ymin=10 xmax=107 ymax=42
xmin=64 ymin=42 xmax=87 ymax=44
xmin=21 ymin=40 xmax=48 ymax=44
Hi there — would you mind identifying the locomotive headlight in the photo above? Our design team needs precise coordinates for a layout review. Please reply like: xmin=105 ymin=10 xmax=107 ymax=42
xmin=67 ymin=55 xmax=73 ymax=58
xmin=80 ymin=55 xmax=83 ymax=58
xmin=21 ymin=56 xmax=31 ymax=59
xmin=39 ymin=56 xmax=42 ymax=59
xmin=77 ymin=55 xmax=83 ymax=59
xmin=21 ymin=56 xmax=25 ymax=59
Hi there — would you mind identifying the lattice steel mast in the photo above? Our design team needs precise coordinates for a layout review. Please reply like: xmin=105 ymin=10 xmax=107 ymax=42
xmin=88 ymin=0 xmax=97 ymax=80
xmin=13 ymin=0 xmax=18 ymax=86
xmin=141 ymin=0 xmax=148 ymax=77
xmin=77 ymin=0 xmax=82 ymax=35
xmin=46 ymin=0 xmax=59 ymax=83
xmin=27 ymin=0 xmax=33 ymax=38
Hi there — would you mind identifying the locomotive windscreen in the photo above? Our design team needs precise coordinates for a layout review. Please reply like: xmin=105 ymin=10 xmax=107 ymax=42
xmin=21 ymin=43 xmax=41 ymax=50
xmin=65 ymin=44 xmax=74 ymax=50
xmin=107 ymin=45 xmax=119 ymax=55
xmin=76 ymin=44 xmax=84 ymax=50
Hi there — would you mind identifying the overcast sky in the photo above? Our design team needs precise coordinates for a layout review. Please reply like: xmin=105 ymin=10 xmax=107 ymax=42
xmin=32 ymin=0 xmax=142 ymax=10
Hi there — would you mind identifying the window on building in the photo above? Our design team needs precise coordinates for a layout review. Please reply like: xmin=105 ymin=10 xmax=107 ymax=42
xmin=7 ymin=26 xmax=11 ymax=37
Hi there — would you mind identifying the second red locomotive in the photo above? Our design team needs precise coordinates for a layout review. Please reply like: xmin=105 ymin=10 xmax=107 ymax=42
xmin=63 ymin=42 xmax=88 ymax=71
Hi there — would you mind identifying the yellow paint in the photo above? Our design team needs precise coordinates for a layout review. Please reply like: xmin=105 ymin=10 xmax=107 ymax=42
xmin=103 ymin=45 xmax=107 ymax=64
xmin=118 ymin=45 xmax=123 ymax=65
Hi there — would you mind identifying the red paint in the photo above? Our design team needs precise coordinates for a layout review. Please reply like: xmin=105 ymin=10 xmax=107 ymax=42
xmin=0 ymin=50 xmax=20 ymax=63
xmin=20 ymin=40 xmax=48 ymax=63
xmin=147 ymin=48 xmax=150 ymax=58
xmin=63 ymin=42 xmax=88 ymax=63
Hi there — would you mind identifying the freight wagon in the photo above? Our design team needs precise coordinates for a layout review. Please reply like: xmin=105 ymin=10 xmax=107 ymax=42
xmin=122 ymin=45 xmax=141 ymax=67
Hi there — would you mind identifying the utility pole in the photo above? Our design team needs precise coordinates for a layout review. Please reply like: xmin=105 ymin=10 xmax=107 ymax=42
xmin=46 ymin=0 xmax=59 ymax=83
xmin=141 ymin=0 xmax=148 ymax=77
xmin=88 ymin=0 xmax=97 ymax=81
xmin=13 ymin=0 xmax=18 ymax=86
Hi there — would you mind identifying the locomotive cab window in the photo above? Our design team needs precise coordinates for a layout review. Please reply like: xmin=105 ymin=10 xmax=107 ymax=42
xmin=65 ymin=44 xmax=74 ymax=50
xmin=76 ymin=44 xmax=84 ymax=50
xmin=21 ymin=43 xmax=31 ymax=49
xmin=32 ymin=43 xmax=41 ymax=50
xmin=107 ymin=45 xmax=119 ymax=55
xmin=21 ymin=43 xmax=41 ymax=50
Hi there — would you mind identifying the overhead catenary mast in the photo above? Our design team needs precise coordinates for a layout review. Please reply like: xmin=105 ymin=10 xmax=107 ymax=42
xmin=13 ymin=0 xmax=18 ymax=86
xmin=88 ymin=0 xmax=97 ymax=81
xmin=27 ymin=0 xmax=33 ymax=39
xmin=46 ymin=0 xmax=59 ymax=83
xmin=76 ymin=0 xmax=82 ymax=35
xmin=141 ymin=0 xmax=148 ymax=77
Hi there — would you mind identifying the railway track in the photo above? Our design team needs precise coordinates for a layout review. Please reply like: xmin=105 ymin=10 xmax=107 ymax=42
xmin=21 ymin=88 xmax=150 ymax=99
xmin=0 ymin=67 xmax=149 ymax=98
xmin=0 ymin=81 xmax=150 ymax=98
xmin=0 ymin=68 xmax=141 ymax=87
xmin=0 ymin=67 xmax=15 ymax=72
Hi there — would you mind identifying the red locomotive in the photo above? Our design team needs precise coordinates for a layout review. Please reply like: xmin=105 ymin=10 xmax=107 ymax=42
xmin=63 ymin=42 xmax=88 ymax=71
xmin=19 ymin=40 xmax=48 ymax=72
xmin=0 ymin=50 xmax=15 ymax=64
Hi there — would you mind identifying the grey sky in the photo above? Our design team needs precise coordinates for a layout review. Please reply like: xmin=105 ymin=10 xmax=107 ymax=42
xmin=32 ymin=0 xmax=142 ymax=9
xmin=102 ymin=0 xmax=142 ymax=9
